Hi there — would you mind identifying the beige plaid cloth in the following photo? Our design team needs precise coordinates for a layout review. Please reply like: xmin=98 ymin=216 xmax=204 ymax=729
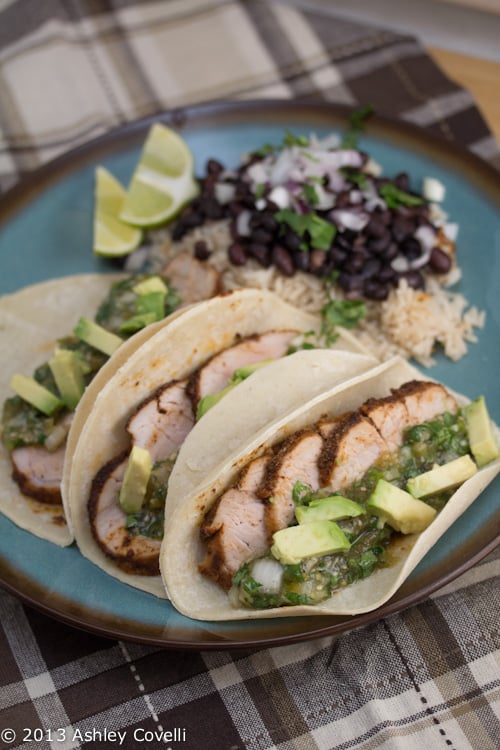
xmin=0 ymin=2 xmax=499 ymax=749
xmin=1 ymin=0 xmax=499 ymax=191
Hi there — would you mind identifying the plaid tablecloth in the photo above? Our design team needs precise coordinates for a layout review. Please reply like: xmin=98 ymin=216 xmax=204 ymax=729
xmin=1 ymin=2 xmax=499 ymax=749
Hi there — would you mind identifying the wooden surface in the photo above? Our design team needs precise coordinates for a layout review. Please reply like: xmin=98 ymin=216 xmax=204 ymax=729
xmin=429 ymin=47 xmax=500 ymax=141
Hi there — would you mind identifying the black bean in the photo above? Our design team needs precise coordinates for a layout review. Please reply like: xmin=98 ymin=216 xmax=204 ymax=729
xmin=377 ymin=264 xmax=397 ymax=284
xmin=391 ymin=215 xmax=415 ymax=243
xmin=367 ymin=230 xmax=392 ymax=255
xmin=328 ymin=246 xmax=347 ymax=267
xmin=400 ymin=236 xmax=422 ymax=260
xmin=394 ymin=172 xmax=410 ymax=192
xmin=260 ymin=212 xmax=279 ymax=233
xmin=194 ymin=240 xmax=211 ymax=260
xmin=199 ymin=196 xmax=225 ymax=220
xmin=283 ymin=231 xmax=302 ymax=253
xmin=399 ymin=270 xmax=425 ymax=290
xmin=251 ymin=228 xmax=274 ymax=245
xmin=428 ymin=246 xmax=452 ymax=274
xmin=171 ymin=223 xmax=186 ymax=241
xmin=364 ymin=280 xmax=389 ymax=300
xmin=359 ymin=258 xmax=382 ymax=280
xmin=343 ymin=250 xmax=366 ymax=274
xmin=228 ymin=242 xmax=248 ymax=266
xmin=271 ymin=245 xmax=295 ymax=276
xmin=182 ymin=211 xmax=204 ymax=228
xmin=228 ymin=201 xmax=246 ymax=217
xmin=248 ymin=242 xmax=271 ymax=267
xmin=206 ymin=158 xmax=224 ymax=175
xmin=338 ymin=272 xmax=364 ymax=292
xmin=381 ymin=242 xmax=399 ymax=261
xmin=365 ymin=215 xmax=388 ymax=239
xmin=292 ymin=250 xmax=310 ymax=272
xmin=335 ymin=234 xmax=353 ymax=252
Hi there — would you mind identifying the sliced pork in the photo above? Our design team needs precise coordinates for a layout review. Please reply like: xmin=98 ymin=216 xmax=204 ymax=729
xmin=126 ymin=379 xmax=195 ymax=462
xmin=199 ymin=379 xmax=459 ymax=590
xmin=163 ymin=251 xmax=222 ymax=305
xmin=199 ymin=456 xmax=269 ymax=589
xmin=318 ymin=412 xmax=388 ymax=490
xmin=392 ymin=380 xmax=458 ymax=424
xmin=257 ymin=430 xmax=324 ymax=538
xmin=88 ymin=452 xmax=162 ymax=575
xmin=186 ymin=330 xmax=298 ymax=408
xmin=11 ymin=443 xmax=66 ymax=505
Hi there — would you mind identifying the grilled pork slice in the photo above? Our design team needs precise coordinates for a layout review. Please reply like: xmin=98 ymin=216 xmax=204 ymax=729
xmin=392 ymin=380 xmax=458 ymax=424
xmin=258 ymin=430 xmax=324 ymax=538
xmin=88 ymin=452 xmax=161 ymax=575
xmin=126 ymin=379 xmax=195 ymax=462
xmin=199 ymin=456 xmax=269 ymax=590
xmin=318 ymin=413 xmax=388 ymax=491
xmin=11 ymin=444 xmax=66 ymax=505
xmin=360 ymin=396 xmax=411 ymax=452
xmin=186 ymin=330 xmax=298 ymax=408
xmin=163 ymin=251 xmax=222 ymax=305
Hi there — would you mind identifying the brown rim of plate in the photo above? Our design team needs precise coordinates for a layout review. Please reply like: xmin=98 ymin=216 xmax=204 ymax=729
xmin=0 ymin=99 xmax=499 ymax=649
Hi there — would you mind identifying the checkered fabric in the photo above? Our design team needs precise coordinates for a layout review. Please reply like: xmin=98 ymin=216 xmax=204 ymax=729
xmin=0 ymin=2 xmax=499 ymax=749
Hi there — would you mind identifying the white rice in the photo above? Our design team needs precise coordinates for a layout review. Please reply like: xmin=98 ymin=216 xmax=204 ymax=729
xmin=152 ymin=219 xmax=484 ymax=367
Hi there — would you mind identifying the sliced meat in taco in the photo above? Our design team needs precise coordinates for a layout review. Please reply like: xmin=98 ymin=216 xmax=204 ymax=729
xmin=161 ymin=356 xmax=500 ymax=620
xmin=0 ymin=266 xmax=212 ymax=546
xmin=67 ymin=287 xmax=377 ymax=596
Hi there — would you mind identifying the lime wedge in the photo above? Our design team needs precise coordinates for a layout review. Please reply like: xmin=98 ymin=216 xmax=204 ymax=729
xmin=119 ymin=123 xmax=199 ymax=227
xmin=93 ymin=166 xmax=143 ymax=257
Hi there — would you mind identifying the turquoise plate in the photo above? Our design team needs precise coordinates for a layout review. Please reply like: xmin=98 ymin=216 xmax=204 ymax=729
xmin=0 ymin=101 xmax=499 ymax=649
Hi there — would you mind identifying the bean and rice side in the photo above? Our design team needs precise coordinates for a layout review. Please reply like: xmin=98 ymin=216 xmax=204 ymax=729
xmin=129 ymin=128 xmax=485 ymax=367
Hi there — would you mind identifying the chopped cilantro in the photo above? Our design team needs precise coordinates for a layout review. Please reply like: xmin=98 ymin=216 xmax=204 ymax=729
xmin=302 ymin=183 xmax=319 ymax=206
xmin=283 ymin=130 xmax=309 ymax=147
xmin=320 ymin=298 xmax=366 ymax=345
xmin=275 ymin=209 xmax=336 ymax=251
xmin=378 ymin=183 xmax=425 ymax=209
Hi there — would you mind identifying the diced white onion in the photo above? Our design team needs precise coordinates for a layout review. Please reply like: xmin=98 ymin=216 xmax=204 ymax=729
xmin=423 ymin=176 xmax=446 ymax=203
xmin=443 ymin=222 xmax=459 ymax=242
xmin=331 ymin=209 xmax=369 ymax=232
xmin=268 ymin=185 xmax=290 ymax=209
xmin=246 ymin=161 xmax=269 ymax=185
xmin=214 ymin=182 xmax=236 ymax=205
xmin=391 ymin=255 xmax=410 ymax=272
xmin=363 ymin=158 xmax=382 ymax=177
xmin=250 ymin=557 xmax=283 ymax=594
xmin=236 ymin=209 xmax=252 ymax=236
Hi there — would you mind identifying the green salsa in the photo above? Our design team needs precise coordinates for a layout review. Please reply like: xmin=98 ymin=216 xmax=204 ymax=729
xmin=231 ymin=410 xmax=471 ymax=609
xmin=1 ymin=274 xmax=181 ymax=451
xmin=125 ymin=457 xmax=175 ymax=539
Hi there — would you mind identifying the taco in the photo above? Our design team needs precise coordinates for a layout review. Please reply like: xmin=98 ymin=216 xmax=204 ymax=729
xmin=161 ymin=356 xmax=500 ymax=620
xmin=66 ymin=287 xmax=377 ymax=597
xmin=0 ymin=271 xmax=190 ymax=546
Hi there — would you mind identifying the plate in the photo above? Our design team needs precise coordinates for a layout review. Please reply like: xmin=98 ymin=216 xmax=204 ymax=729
xmin=1 ymin=100 xmax=499 ymax=649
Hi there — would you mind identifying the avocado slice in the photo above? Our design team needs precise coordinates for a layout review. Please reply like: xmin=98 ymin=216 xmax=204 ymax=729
xmin=73 ymin=317 xmax=123 ymax=356
xmin=48 ymin=348 xmax=85 ymax=410
xmin=271 ymin=521 xmax=351 ymax=565
xmin=464 ymin=396 xmax=500 ymax=467
xmin=133 ymin=276 xmax=168 ymax=296
xmin=119 ymin=311 xmax=157 ymax=334
xmin=10 ymin=373 xmax=63 ymax=416
xmin=367 ymin=479 xmax=437 ymax=534
xmin=230 ymin=359 xmax=273 ymax=384
xmin=295 ymin=495 xmax=364 ymax=524
xmin=406 ymin=455 xmax=477 ymax=499
xmin=119 ymin=446 xmax=153 ymax=514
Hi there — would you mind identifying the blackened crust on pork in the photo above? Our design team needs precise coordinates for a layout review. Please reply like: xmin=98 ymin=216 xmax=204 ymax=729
xmin=11 ymin=467 xmax=61 ymax=504
xmin=185 ymin=333 xmax=243 ymax=410
xmin=11 ymin=446 xmax=64 ymax=505
xmin=88 ymin=450 xmax=160 ymax=576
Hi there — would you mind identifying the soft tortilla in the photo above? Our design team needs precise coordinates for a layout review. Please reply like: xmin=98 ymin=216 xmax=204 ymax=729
xmin=0 ymin=273 xmax=193 ymax=546
xmin=161 ymin=356 xmax=500 ymax=620
xmin=67 ymin=287 xmax=375 ymax=597
xmin=0 ymin=274 xmax=123 ymax=545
